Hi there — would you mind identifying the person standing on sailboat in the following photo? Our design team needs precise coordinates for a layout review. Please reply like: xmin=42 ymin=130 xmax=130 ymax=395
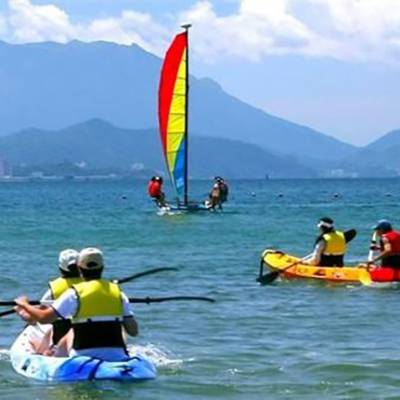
xmin=206 ymin=177 xmax=229 ymax=210
xmin=217 ymin=177 xmax=229 ymax=204
xmin=147 ymin=176 xmax=167 ymax=208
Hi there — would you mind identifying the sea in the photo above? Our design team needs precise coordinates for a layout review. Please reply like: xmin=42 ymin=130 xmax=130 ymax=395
xmin=0 ymin=178 xmax=400 ymax=400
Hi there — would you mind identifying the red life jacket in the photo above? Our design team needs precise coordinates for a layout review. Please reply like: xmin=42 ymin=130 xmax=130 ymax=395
xmin=383 ymin=230 xmax=400 ymax=254
xmin=148 ymin=181 xmax=161 ymax=197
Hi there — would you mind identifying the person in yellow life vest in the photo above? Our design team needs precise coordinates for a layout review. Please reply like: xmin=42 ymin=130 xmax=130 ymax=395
xmin=14 ymin=248 xmax=138 ymax=361
xmin=305 ymin=217 xmax=347 ymax=267
xmin=29 ymin=249 xmax=83 ymax=355
xmin=39 ymin=249 xmax=82 ymax=347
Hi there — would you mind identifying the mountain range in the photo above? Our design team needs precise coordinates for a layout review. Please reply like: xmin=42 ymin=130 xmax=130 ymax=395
xmin=0 ymin=119 xmax=314 ymax=178
xmin=0 ymin=40 xmax=398 ymax=178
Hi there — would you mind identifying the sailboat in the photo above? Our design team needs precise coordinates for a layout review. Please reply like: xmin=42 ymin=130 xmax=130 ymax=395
xmin=158 ymin=24 xmax=208 ymax=212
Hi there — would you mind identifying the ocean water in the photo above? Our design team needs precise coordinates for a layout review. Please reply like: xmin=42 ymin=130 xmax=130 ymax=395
xmin=0 ymin=178 xmax=400 ymax=399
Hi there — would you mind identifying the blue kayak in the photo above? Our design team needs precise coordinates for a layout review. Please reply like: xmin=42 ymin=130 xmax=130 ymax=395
xmin=10 ymin=325 xmax=157 ymax=382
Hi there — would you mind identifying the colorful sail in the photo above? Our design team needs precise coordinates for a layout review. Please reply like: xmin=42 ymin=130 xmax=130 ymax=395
xmin=158 ymin=32 xmax=188 ymax=202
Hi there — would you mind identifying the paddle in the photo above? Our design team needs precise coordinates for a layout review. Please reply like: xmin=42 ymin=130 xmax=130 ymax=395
xmin=354 ymin=231 xmax=379 ymax=287
xmin=257 ymin=253 xmax=313 ymax=285
xmin=357 ymin=268 xmax=372 ymax=286
xmin=257 ymin=229 xmax=358 ymax=285
xmin=113 ymin=267 xmax=178 ymax=284
xmin=0 ymin=295 xmax=215 ymax=308
xmin=344 ymin=229 xmax=357 ymax=243
xmin=368 ymin=231 xmax=379 ymax=262
xmin=0 ymin=267 xmax=179 ymax=318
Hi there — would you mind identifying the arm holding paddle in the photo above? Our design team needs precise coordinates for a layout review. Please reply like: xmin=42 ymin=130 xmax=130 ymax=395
xmin=14 ymin=296 xmax=56 ymax=324
xmin=365 ymin=235 xmax=389 ymax=266
xmin=302 ymin=241 xmax=325 ymax=266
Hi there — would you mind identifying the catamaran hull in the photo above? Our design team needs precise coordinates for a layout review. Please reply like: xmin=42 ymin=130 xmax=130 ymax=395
xmin=10 ymin=325 xmax=157 ymax=382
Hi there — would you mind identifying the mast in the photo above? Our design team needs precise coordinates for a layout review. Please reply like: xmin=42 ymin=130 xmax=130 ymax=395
xmin=181 ymin=23 xmax=191 ymax=206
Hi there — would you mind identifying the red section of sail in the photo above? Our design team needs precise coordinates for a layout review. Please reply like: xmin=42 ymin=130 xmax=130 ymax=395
xmin=158 ymin=32 xmax=187 ymax=152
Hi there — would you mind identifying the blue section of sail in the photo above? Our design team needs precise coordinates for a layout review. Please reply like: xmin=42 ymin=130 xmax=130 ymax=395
xmin=173 ymin=138 xmax=186 ymax=200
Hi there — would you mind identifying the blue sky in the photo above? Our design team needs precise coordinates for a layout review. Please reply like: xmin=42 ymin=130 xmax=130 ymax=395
xmin=1 ymin=0 xmax=399 ymax=145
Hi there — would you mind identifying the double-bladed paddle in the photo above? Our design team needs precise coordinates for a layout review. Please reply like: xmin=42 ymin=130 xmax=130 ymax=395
xmin=257 ymin=229 xmax=358 ymax=285
xmin=0 ymin=266 xmax=180 ymax=318
xmin=0 ymin=295 xmax=215 ymax=308
xmin=113 ymin=267 xmax=178 ymax=284
xmin=0 ymin=295 xmax=215 ymax=317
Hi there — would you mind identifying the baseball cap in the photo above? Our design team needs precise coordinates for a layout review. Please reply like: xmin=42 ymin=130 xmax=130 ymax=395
xmin=78 ymin=247 xmax=104 ymax=270
xmin=373 ymin=219 xmax=392 ymax=231
xmin=59 ymin=249 xmax=79 ymax=272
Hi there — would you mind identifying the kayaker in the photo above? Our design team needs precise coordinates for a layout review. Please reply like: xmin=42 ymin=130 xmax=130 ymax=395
xmin=14 ymin=247 xmax=138 ymax=361
xmin=367 ymin=220 xmax=400 ymax=268
xmin=30 ymin=249 xmax=82 ymax=355
xmin=147 ymin=176 xmax=167 ymax=208
xmin=305 ymin=217 xmax=347 ymax=267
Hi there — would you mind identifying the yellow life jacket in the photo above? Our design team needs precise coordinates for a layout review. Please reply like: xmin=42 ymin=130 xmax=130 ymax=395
xmin=49 ymin=277 xmax=82 ymax=300
xmin=48 ymin=277 xmax=82 ymax=345
xmin=322 ymin=231 xmax=346 ymax=255
xmin=73 ymin=279 xmax=123 ymax=322
xmin=72 ymin=279 xmax=125 ymax=350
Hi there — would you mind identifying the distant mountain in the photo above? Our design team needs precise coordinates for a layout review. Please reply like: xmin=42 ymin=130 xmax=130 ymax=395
xmin=190 ymin=78 xmax=356 ymax=160
xmin=0 ymin=119 xmax=316 ymax=178
xmin=0 ymin=40 xmax=357 ymax=161
xmin=341 ymin=129 xmax=400 ymax=173
xmin=366 ymin=129 xmax=400 ymax=151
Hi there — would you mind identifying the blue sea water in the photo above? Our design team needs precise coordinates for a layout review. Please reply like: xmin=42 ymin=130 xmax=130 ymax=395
xmin=0 ymin=178 xmax=400 ymax=399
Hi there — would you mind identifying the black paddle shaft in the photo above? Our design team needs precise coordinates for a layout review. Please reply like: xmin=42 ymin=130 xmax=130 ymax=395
xmin=0 ymin=296 xmax=215 ymax=308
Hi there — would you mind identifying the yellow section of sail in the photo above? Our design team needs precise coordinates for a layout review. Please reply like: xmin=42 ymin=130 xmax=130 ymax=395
xmin=166 ymin=48 xmax=187 ymax=172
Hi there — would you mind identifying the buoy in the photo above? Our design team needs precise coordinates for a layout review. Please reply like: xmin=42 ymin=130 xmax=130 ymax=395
xmin=333 ymin=193 xmax=340 ymax=198
xmin=251 ymin=192 xmax=256 ymax=197
xmin=121 ymin=195 xmax=127 ymax=200
xmin=385 ymin=193 xmax=392 ymax=197
xmin=277 ymin=193 xmax=283 ymax=198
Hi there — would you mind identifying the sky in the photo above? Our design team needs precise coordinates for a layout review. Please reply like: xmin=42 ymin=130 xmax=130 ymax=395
xmin=0 ymin=0 xmax=399 ymax=146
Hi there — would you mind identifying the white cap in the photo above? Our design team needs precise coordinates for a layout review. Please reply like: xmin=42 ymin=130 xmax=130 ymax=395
xmin=78 ymin=247 xmax=104 ymax=270
xmin=59 ymin=249 xmax=79 ymax=272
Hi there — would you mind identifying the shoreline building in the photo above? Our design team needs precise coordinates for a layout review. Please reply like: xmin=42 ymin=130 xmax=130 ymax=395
xmin=0 ymin=158 xmax=12 ymax=177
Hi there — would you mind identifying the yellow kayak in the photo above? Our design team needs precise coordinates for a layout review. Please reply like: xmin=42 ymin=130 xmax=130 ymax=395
xmin=260 ymin=249 xmax=371 ymax=284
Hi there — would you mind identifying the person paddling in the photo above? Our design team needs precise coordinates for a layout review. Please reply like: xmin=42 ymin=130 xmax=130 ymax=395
xmin=14 ymin=247 xmax=138 ymax=361
xmin=367 ymin=220 xmax=400 ymax=268
xmin=31 ymin=249 xmax=83 ymax=354
xmin=147 ymin=176 xmax=167 ymax=208
xmin=305 ymin=217 xmax=347 ymax=267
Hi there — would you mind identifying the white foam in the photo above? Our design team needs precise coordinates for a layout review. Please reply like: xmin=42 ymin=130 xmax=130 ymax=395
xmin=0 ymin=349 xmax=10 ymax=361
xmin=128 ymin=343 xmax=193 ymax=368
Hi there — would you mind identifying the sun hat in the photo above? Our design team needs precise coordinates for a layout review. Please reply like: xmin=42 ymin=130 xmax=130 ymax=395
xmin=59 ymin=249 xmax=79 ymax=272
xmin=78 ymin=247 xmax=104 ymax=270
